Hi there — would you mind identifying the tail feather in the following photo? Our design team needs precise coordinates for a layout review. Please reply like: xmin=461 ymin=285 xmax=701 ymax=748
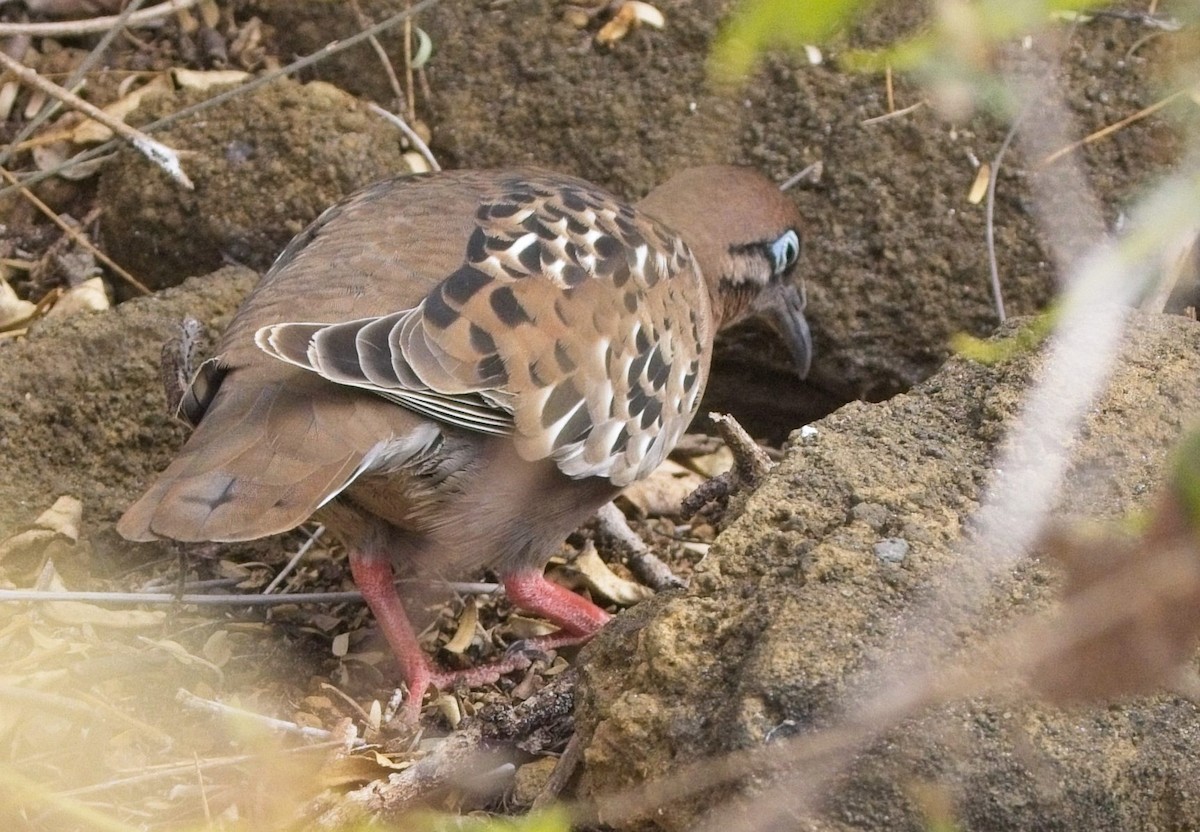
xmin=118 ymin=371 xmax=416 ymax=543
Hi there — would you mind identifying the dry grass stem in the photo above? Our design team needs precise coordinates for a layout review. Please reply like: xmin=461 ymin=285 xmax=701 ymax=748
xmin=1041 ymin=87 xmax=1186 ymax=166
xmin=0 ymin=51 xmax=194 ymax=189
xmin=0 ymin=165 xmax=152 ymax=295
xmin=0 ymin=0 xmax=202 ymax=37
xmin=0 ymin=0 xmax=444 ymax=197
xmin=262 ymin=524 xmax=326 ymax=594
xmin=859 ymin=100 xmax=925 ymax=125
xmin=595 ymin=502 xmax=686 ymax=591
xmin=368 ymin=102 xmax=441 ymax=171
xmin=177 ymin=688 xmax=348 ymax=743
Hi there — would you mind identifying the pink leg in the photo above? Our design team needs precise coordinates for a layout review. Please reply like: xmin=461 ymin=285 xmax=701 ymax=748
xmin=502 ymin=569 xmax=612 ymax=644
xmin=350 ymin=553 xmax=554 ymax=721
xmin=348 ymin=551 xmax=435 ymax=721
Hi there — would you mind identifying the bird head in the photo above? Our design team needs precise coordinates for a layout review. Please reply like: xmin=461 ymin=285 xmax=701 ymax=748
xmin=637 ymin=165 xmax=813 ymax=379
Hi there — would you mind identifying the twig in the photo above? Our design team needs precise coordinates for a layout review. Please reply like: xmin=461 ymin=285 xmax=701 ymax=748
xmin=404 ymin=2 xmax=416 ymax=121
xmin=0 ymin=0 xmax=149 ymax=169
xmin=531 ymin=730 xmax=585 ymax=810
xmin=0 ymin=50 xmax=193 ymax=189
xmin=1041 ymin=87 xmax=1185 ymax=167
xmin=177 ymin=688 xmax=354 ymax=744
xmin=0 ymin=0 xmax=443 ymax=198
xmin=367 ymin=103 xmax=440 ymax=171
xmin=984 ymin=116 xmax=1022 ymax=323
xmin=595 ymin=502 xmax=686 ymax=591
xmin=680 ymin=413 xmax=774 ymax=525
xmin=778 ymin=161 xmax=822 ymax=192
xmin=348 ymin=0 xmax=406 ymax=111
xmin=0 ymin=0 xmax=202 ymax=37
xmin=312 ymin=671 xmax=576 ymax=827
xmin=859 ymin=100 xmax=925 ymax=125
xmin=55 ymin=743 xmax=342 ymax=798
xmin=0 ymin=165 xmax=152 ymax=295
xmin=262 ymin=524 xmax=326 ymax=594
xmin=0 ymin=581 xmax=498 ymax=606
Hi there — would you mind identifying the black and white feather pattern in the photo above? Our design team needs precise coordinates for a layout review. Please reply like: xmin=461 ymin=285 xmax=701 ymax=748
xmin=256 ymin=173 xmax=711 ymax=487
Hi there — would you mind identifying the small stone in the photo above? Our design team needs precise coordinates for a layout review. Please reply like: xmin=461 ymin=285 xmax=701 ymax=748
xmin=511 ymin=756 xmax=560 ymax=807
xmin=874 ymin=537 xmax=909 ymax=564
xmin=851 ymin=501 xmax=889 ymax=531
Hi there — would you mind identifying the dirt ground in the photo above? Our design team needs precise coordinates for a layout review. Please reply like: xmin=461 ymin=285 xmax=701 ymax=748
xmin=0 ymin=0 xmax=1197 ymax=829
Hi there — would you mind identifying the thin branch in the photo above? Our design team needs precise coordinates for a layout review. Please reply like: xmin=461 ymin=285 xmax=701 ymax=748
xmin=177 ymin=688 xmax=354 ymax=744
xmin=595 ymin=502 xmax=686 ymax=591
xmin=984 ymin=117 xmax=1021 ymax=323
xmin=0 ymin=0 xmax=150 ymax=168
xmin=0 ymin=50 xmax=193 ymax=189
xmin=55 ymin=743 xmax=342 ymax=798
xmin=262 ymin=524 xmax=326 ymax=594
xmin=859 ymin=100 xmax=925 ymax=125
xmin=0 ymin=0 xmax=443 ymax=198
xmin=0 ymin=165 xmax=152 ymax=295
xmin=0 ymin=581 xmax=498 ymax=606
xmin=1041 ymin=87 xmax=1185 ymax=167
xmin=778 ymin=160 xmax=823 ymax=192
xmin=368 ymin=103 xmax=440 ymax=171
xmin=348 ymin=0 xmax=406 ymax=111
xmin=0 ymin=0 xmax=202 ymax=37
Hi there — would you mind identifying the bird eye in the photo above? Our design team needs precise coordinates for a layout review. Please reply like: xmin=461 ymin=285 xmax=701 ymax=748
xmin=769 ymin=230 xmax=800 ymax=275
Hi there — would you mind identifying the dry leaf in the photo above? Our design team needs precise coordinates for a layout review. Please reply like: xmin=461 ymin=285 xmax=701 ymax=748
xmin=0 ymin=275 xmax=37 ymax=331
xmin=43 ymin=601 xmax=166 ymax=628
xmin=684 ymin=444 xmax=734 ymax=478
xmin=202 ymin=631 xmax=233 ymax=667
xmin=41 ymin=278 xmax=108 ymax=320
xmin=618 ymin=459 xmax=705 ymax=516
xmin=35 ymin=496 xmax=82 ymax=540
xmin=443 ymin=597 xmax=479 ymax=654
xmin=596 ymin=0 xmax=665 ymax=45
xmin=504 ymin=615 xmax=560 ymax=639
xmin=172 ymin=68 xmax=251 ymax=90
xmin=1023 ymin=491 xmax=1200 ymax=703
xmin=70 ymin=75 xmax=172 ymax=145
xmin=436 ymin=693 xmax=462 ymax=728
xmin=967 ymin=162 xmax=991 ymax=204
xmin=573 ymin=541 xmax=653 ymax=605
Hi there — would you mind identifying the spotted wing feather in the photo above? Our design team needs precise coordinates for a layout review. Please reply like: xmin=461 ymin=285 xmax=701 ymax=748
xmin=257 ymin=174 xmax=713 ymax=487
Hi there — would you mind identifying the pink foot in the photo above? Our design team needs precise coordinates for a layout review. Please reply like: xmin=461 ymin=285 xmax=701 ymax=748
xmin=350 ymin=554 xmax=615 ymax=723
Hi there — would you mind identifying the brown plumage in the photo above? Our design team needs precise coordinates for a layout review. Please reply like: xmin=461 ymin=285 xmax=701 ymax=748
xmin=118 ymin=166 xmax=811 ymax=719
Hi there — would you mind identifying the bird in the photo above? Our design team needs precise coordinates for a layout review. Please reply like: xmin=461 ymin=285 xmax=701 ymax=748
xmin=118 ymin=165 xmax=813 ymax=720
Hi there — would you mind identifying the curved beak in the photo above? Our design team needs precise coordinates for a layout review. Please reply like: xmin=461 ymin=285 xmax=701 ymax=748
xmin=756 ymin=281 xmax=813 ymax=380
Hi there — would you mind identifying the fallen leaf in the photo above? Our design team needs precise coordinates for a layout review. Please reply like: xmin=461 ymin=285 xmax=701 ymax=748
xmin=70 ymin=75 xmax=173 ymax=145
xmin=42 ymin=277 xmax=109 ymax=320
xmin=618 ymin=459 xmax=705 ymax=516
xmin=0 ymin=274 xmax=37 ymax=331
xmin=572 ymin=541 xmax=653 ymax=605
xmin=596 ymin=0 xmax=665 ymax=45
xmin=34 ymin=496 xmax=82 ymax=540
xmin=443 ymin=597 xmax=479 ymax=654
xmin=171 ymin=68 xmax=251 ymax=91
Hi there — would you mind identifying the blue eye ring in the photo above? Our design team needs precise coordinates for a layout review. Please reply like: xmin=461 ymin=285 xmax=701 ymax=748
xmin=770 ymin=230 xmax=800 ymax=275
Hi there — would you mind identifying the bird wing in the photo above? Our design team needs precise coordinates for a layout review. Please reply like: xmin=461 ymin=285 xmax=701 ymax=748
xmin=257 ymin=173 xmax=714 ymax=487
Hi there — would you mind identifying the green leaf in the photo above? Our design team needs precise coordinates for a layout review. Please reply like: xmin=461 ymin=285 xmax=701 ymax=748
xmin=710 ymin=0 xmax=878 ymax=82
xmin=1171 ymin=428 xmax=1200 ymax=532
xmin=950 ymin=307 xmax=1057 ymax=365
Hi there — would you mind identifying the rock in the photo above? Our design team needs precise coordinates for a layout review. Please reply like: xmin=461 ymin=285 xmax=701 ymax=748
xmin=0 ymin=266 xmax=256 ymax=542
xmin=575 ymin=311 xmax=1200 ymax=830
